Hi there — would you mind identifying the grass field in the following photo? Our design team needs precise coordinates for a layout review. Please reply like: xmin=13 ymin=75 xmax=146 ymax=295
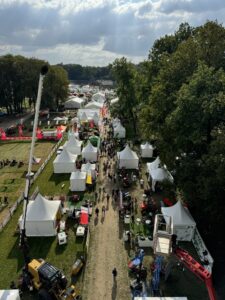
xmin=0 ymin=145 xmax=93 ymax=291
xmin=0 ymin=141 xmax=57 ymax=206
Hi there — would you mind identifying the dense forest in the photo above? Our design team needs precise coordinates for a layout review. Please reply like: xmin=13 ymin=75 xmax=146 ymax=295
xmin=60 ymin=64 xmax=112 ymax=81
xmin=0 ymin=55 xmax=69 ymax=113
xmin=112 ymin=21 xmax=225 ymax=243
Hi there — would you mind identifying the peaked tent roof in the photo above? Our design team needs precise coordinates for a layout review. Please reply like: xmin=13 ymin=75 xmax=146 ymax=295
xmin=147 ymin=156 xmax=161 ymax=171
xmin=114 ymin=123 xmax=125 ymax=132
xmin=117 ymin=145 xmax=138 ymax=160
xmin=70 ymin=171 xmax=86 ymax=180
xmin=66 ymin=135 xmax=82 ymax=148
xmin=80 ymin=111 xmax=88 ymax=121
xmin=85 ymin=101 xmax=103 ymax=109
xmin=26 ymin=194 xmax=61 ymax=221
xmin=162 ymin=200 xmax=196 ymax=226
xmin=82 ymin=141 xmax=97 ymax=153
xmin=81 ymin=162 xmax=96 ymax=172
xmin=150 ymin=167 xmax=174 ymax=183
xmin=54 ymin=148 xmax=77 ymax=163
xmin=141 ymin=142 xmax=154 ymax=150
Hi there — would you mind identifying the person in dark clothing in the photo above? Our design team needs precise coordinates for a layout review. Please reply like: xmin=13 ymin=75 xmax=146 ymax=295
xmin=95 ymin=207 xmax=99 ymax=218
xmin=112 ymin=267 xmax=117 ymax=282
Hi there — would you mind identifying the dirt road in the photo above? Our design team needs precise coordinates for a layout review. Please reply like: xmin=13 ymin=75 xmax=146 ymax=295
xmin=82 ymin=124 xmax=130 ymax=300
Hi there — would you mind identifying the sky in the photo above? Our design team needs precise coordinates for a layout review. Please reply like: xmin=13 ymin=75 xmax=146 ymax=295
xmin=0 ymin=0 xmax=225 ymax=66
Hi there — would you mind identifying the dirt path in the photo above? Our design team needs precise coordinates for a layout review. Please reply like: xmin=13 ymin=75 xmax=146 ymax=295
xmin=82 ymin=123 xmax=130 ymax=300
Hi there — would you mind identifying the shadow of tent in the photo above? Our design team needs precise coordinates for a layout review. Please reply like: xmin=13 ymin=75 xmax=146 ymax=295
xmin=48 ymin=173 xmax=70 ymax=184
xmin=7 ymin=237 xmax=24 ymax=272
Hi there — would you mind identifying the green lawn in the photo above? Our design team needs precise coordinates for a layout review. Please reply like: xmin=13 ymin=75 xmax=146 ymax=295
xmin=0 ymin=141 xmax=57 ymax=206
xmin=0 ymin=144 xmax=92 ymax=291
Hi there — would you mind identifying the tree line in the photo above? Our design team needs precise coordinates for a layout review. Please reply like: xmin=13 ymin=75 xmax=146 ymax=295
xmin=60 ymin=63 xmax=112 ymax=81
xmin=112 ymin=21 xmax=225 ymax=240
xmin=0 ymin=55 xmax=69 ymax=114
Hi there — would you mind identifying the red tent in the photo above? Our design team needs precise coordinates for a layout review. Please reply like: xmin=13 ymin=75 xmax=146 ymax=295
xmin=80 ymin=212 xmax=88 ymax=225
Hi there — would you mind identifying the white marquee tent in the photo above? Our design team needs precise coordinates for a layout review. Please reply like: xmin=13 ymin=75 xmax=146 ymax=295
xmin=81 ymin=85 xmax=90 ymax=93
xmin=149 ymin=167 xmax=174 ymax=191
xmin=64 ymin=97 xmax=84 ymax=109
xmin=85 ymin=101 xmax=103 ymax=109
xmin=53 ymin=149 xmax=77 ymax=173
xmin=81 ymin=162 xmax=96 ymax=179
xmin=79 ymin=111 xmax=88 ymax=122
xmin=92 ymin=92 xmax=105 ymax=103
xmin=0 ymin=290 xmax=20 ymax=300
xmin=64 ymin=135 xmax=82 ymax=155
xmin=117 ymin=145 xmax=139 ymax=169
xmin=19 ymin=194 xmax=61 ymax=237
xmin=112 ymin=118 xmax=121 ymax=128
xmin=140 ymin=142 xmax=154 ymax=158
xmin=78 ymin=109 xmax=100 ymax=120
xmin=113 ymin=123 xmax=126 ymax=138
xmin=147 ymin=156 xmax=161 ymax=172
xmin=82 ymin=141 xmax=98 ymax=162
xmin=161 ymin=201 xmax=196 ymax=241
xmin=70 ymin=171 xmax=87 ymax=191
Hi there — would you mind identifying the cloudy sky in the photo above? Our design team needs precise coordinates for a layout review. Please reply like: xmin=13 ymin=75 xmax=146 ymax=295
xmin=0 ymin=0 xmax=225 ymax=66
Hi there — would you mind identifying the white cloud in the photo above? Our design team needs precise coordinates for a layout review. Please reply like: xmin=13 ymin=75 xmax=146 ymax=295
xmin=0 ymin=0 xmax=225 ymax=65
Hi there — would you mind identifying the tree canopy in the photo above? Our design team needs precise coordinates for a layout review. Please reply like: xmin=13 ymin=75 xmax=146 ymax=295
xmin=0 ymin=55 xmax=69 ymax=113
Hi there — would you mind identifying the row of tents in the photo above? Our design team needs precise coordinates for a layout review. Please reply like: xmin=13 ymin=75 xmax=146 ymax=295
xmin=64 ymin=92 xmax=106 ymax=109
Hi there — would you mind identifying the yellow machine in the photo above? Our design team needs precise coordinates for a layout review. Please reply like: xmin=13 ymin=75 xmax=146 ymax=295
xmin=27 ymin=259 xmax=81 ymax=300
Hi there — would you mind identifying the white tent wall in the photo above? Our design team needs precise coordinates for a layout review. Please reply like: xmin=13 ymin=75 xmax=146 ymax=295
xmin=53 ymin=161 xmax=76 ymax=173
xmin=117 ymin=145 xmax=139 ymax=169
xmin=70 ymin=171 xmax=86 ymax=191
xmin=113 ymin=123 xmax=126 ymax=138
xmin=0 ymin=290 xmax=21 ymax=300
xmin=149 ymin=167 xmax=174 ymax=192
xmin=82 ymin=142 xmax=98 ymax=162
xmin=25 ymin=220 xmax=57 ymax=237
xmin=64 ymin=136 xmax=82 ymax=155
xmin=64 ymin=98 xmax=84 ymax=109
xmin=118 ymin=158 xmax=138 ymax=169
xmin=141 ymin=142 xmax=154 ymax=158
xmin=161 ymin=201 xmax=196 ymax=241
xmin=81 ymin=163 xmax=96 ymax=178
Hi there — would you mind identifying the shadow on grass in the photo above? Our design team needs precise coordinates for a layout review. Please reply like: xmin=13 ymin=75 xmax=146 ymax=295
xmin=7 ymin=237 xmax=24 ymax=272
xmin=49 ymin=173 xmax=70 ymax=184
xmin=55 ymin=243 xmax=67 ymax=255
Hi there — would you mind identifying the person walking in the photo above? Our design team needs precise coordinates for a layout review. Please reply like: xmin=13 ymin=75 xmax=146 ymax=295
xmin=95 ymin=207 xmax=99 ymax=218
xmin=102 ymin=205 xmax=106 ymax=217
xmin=112 ymin=267 xmax=117 ymax=282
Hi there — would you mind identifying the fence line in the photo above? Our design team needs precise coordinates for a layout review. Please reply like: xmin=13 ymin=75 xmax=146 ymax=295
xmin=0 ymin=137 xmax=64 ymax=232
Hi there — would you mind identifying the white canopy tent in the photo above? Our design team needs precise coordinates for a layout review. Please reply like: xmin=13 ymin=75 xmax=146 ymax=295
xmin=92 ymin=112 xmax=100 ymax=125
xmin=79 ymin=111 xmax=88 ymax=122
xmin=110 ymin=97 xmax=119 ymax=105
xmin=64 ymin=97 xmax=84 ymax=109
xmin=112 ymin=118 xmax=121 ymax=128
xmin=161 ymin=201 xmax=196 ymax=241
xmin=81 ymin=85 xmax=90 ymax=93
xmin=81 ymin=162 xmax=96 ymax=179
xmin=141 ymin=142 xmax=154 ymax=158
xmin=82 ymin=141 xmax=98 ymax=162
xmin=64 ymin=135 xmax=82 ymax=155
xmin=117 ymin=145 xmax=139 ymax=169
xmin=85 ymin=101 xmax=103 ymax=109
xmin=19 ymin=194 xmax=61 ymax=237
xmin=92 ymin=92 xmax=105 ymax=103
xmin=149 ymin=167 xmax=174 ymax=191
xmin=70 ymin=171 xmax=86 ymax=191
xmin=53 ymin=149 xmax=77 ymax=173
xmin=78 ymin=109 xmax=100 ymax=121
xmin=113 ymin=123 xmax=126 ymax=138
xmin=0 ymin=290 xmax=20 ymax=300
xmin=147 ymin=156 xmax=161 ymax=172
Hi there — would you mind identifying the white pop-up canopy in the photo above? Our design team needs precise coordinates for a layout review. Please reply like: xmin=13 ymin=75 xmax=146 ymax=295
xmin=70 ymin=171 xmax=86 ymax=191
xmin=92 ymin=92 xmax=105 ymax=103
xmin=112 ymin=118 xmax=121 ymax=128
xmin=82 ymin=141 xmax=98 ymax=162
xmin=64 ymin=135 xmax=82 ymax=155
xmin=117 ymin=145 xmax=139 ymax=169
xmin=140 ymin=142 xmax=154 ymax=158
xmin=19 ymin=194 xmax=61 ymax=237
xmin=78 ymin=109 xmax=100 ymax=120
xmin=81 ymin=162 xmax=96 ymax=178
xmin=65 ymin=97 xmax=84 ymax=109
xmin=149 ymin=167 xmax=174 ymax=191
xmin=0 ymin=290 xmax=20 ymax=300
xmin=79 ymin=111 xmax=88 ymax=122
xmin=53 ymin=149 xmax=77 ymax=173
xmin=161 ymin=201 xmax=196 ymax=241
xmin=85 ymin=101 xmax=103 ymax=109
xmin=147 ymin=156 xmax=161 ymax=172
xmin=113 ymin=123 xmax=126 ymax=138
